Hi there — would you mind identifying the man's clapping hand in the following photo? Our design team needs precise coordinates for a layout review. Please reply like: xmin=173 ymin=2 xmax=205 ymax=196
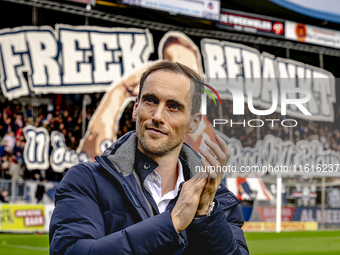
xmin=171 ymin=135 xmax=230 ymax=232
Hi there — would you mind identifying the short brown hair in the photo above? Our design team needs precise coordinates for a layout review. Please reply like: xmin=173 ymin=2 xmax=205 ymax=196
xmin=138 ymin=61 xmax=203 ymax=115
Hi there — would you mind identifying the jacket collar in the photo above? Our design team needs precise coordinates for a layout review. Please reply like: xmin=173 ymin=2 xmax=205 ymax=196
xmin=102 ymin=131 xmax=202 ymax=177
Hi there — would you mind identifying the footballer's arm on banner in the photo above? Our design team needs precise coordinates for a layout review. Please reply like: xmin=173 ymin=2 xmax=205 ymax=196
xmin=77 ymin=63 xmax=152 ymax=160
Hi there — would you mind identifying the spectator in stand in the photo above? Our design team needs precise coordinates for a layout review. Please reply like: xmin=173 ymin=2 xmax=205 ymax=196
xmin=1 ymin=155 xmax=11 ymax=179
xmin=65 ymin=115 xmax=73 ymax=130
xmin=14 ymin=115 xmax=23 ymax=132
xmin=9 ymin=159 xmax=23 ymax=181
xmin=15 ymin=126 xmax=23 ymax=141
xmin=3 ymin=131 xmax=15 ymax=153
xmin=25 ymin=105 xmax=33 ymax=119
xmin=58 ymin=122 xmax=65 ymax=133
xmin=35 ymin=173 xmax=45 ymax=203
xmin=0 ymin=189 xmax=9 ymax=203
xmin=46 ymin=111 xmax=54 ymax=122
xmin=73 ymin=125 xmax=81 ymax=142
xmin=0 ymin=140 xmax=10 ymax=158
xmin=26 ymin=116 xmax=34 ymax=126
xmin=3 ymin=116 xmax=14 ymax=133
xmin=42 ymin=119 xmax=51 ymax=133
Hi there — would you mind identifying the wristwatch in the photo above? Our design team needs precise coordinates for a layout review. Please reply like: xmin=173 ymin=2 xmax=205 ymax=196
xmin=194 ymin=202 xmax=216 ymax=220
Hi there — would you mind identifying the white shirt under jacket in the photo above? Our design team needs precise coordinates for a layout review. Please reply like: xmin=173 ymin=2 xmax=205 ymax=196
xmin=143 ymin=159 xmax=185 ymax=213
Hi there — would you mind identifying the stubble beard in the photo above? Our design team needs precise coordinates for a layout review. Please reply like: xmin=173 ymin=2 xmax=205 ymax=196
xmin=137 ymin=129 xmax=183 ymax=156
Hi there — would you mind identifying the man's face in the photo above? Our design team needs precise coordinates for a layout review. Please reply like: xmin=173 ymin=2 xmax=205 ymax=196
xmin=133 ymin=70 xmax=196 ymax=157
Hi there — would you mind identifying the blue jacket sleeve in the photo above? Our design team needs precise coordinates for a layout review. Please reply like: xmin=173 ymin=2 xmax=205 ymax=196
xmin=49 ymin=164 xmax=183 ymax=255
xmin=184 ymin=200 xmax=249 ymax=255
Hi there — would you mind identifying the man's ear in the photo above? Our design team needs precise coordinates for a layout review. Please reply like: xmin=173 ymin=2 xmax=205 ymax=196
xmin=132 ymin=97 xmax=139 ymax=121
xmin=189 ymin=113 xmax=202 ymax=133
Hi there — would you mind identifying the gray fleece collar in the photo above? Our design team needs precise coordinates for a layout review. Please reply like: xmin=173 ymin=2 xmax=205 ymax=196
xmin=105 ymin=132 xmax=202 ymax=177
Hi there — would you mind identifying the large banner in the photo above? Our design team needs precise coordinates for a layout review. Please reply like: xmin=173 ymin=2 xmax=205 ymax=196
xmin=0 ymin=25 xmax=335 ymax=122
xmin=13 ymin=25 xmax=337 ymax=177
xmin=23 ymin=122 xmax=340 ymax=175
xmin=0 ymin=24 xmax=153 ymax=100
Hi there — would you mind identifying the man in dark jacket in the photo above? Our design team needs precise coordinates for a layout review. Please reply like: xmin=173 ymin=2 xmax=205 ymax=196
xmin=49 ymin=61 xmax=249 ymax=255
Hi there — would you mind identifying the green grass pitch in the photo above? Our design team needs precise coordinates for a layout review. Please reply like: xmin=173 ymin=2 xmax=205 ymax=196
xmin=0 ymin=231 xmax=339 ymax=254
xmin=0 ymin=234 xmax=49 ymax=255
xmin=245 ymin=231 xmax=340 ymax=255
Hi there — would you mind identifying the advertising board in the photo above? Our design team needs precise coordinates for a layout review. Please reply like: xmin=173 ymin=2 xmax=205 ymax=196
xmin=121 ymin=0 xmax=220 ymax=21
xmin=286 ymin=21 xmax=340 ymax=49
xmin=219 ymin=10 xmax=285 ymax=37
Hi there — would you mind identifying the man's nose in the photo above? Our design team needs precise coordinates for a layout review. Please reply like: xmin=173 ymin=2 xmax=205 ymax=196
xmin=152 ymin=104 xmax=165 ymax=124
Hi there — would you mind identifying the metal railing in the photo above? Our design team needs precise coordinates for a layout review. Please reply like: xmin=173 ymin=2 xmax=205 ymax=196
xmin=0 ymin=179 xmax=27 ymax=203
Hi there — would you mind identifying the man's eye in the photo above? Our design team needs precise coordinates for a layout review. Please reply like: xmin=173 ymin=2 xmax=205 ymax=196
xmin=169 ymin=104 xmax=180 ymax=110
xmin=145 ymin=98 xmax=156 ymax=104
